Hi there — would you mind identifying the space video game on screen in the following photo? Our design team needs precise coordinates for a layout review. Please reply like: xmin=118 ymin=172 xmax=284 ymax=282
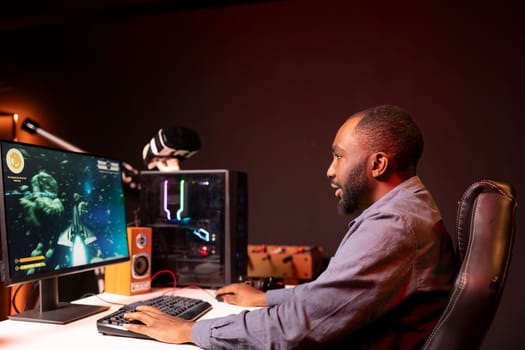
xmin=1 ymin=142 xmax=129 ymax=280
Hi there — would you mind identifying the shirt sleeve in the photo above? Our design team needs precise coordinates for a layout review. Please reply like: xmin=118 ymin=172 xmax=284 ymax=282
xmin=192 ymin=211 xmax=420 ymax=349
xmin=266 ymin=286 xmax=294 ymax=305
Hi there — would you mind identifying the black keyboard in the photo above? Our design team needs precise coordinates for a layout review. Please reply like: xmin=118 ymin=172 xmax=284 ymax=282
xmin=96 ymin=294 xmax=212 ymax=339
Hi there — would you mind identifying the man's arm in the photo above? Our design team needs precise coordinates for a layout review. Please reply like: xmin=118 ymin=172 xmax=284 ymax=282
xmin=192 ymin=213 xmax=419 ymax=348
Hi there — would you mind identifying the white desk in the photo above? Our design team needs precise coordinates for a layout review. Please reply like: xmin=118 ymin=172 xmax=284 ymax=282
xmin=0 ymin=288 xmax=254 ymax=350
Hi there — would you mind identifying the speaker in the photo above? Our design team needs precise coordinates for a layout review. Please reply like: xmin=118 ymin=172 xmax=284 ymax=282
xmin=104 ymin=227 xmax=152 ymax=295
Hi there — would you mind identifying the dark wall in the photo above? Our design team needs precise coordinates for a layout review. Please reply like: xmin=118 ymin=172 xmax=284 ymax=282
xmin=1 ymin=1 xmax=524 ymax=348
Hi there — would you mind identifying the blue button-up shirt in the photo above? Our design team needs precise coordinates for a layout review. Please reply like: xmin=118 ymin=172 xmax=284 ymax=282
xmin=193 ymin=176 xmax=458 ymax=349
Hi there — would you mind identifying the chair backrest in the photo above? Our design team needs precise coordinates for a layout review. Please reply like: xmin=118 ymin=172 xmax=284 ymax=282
xmin=422 ymin=179 xmax=517 ymax=350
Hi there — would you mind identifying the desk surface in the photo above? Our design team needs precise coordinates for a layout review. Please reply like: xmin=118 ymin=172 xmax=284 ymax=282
xmin=0 ymin=288 xmax=253 ymax=350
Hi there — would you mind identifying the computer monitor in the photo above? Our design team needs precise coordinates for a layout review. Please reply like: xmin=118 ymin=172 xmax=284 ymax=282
xmin=0 ymin=140 xmax=130 ymax=324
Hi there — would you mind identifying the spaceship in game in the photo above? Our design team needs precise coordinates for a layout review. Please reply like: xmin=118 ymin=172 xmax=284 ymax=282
xmin=57 ymin=193 xmax=96 ymax=247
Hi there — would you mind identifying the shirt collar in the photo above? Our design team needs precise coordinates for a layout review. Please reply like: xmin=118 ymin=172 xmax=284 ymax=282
xmin=348 ymin=175 xmax=423 ymax=227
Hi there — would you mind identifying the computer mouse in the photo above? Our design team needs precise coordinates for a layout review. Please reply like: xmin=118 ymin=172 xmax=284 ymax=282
xmin=215 ymin=292 xmax=234 ymax=302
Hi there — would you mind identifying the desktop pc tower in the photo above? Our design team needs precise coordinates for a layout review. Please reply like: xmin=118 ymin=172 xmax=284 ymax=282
xmin=138 ymin=170 xmax=248 ymax=288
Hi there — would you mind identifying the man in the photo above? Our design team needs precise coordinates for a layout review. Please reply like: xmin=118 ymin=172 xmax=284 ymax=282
xmin=124 ymin=105 xmax=458 ymax=349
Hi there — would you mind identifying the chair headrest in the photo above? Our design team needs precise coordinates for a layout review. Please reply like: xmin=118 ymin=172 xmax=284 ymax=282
xmin=455 ymin=179 xmax=516 ymax=262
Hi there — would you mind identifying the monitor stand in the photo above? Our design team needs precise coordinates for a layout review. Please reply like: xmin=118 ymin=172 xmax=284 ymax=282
xmin=8 ymin=276 xmax=109 ymax=324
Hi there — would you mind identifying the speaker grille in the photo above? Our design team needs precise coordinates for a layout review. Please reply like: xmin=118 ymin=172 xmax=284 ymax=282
xmin=132 ymin=253 xmax=150 ymax=278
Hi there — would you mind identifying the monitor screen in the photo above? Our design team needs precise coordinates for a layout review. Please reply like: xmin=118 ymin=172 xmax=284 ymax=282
xmin=0 ymin=140 xmax=130 ymax=323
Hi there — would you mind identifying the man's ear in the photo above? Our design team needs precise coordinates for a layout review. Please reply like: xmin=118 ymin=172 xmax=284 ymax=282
xmin=371 ymin=152 xmax=389 ymax=179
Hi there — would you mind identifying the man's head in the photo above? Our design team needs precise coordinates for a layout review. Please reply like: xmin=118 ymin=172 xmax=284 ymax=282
xmin=327 ymin=105 xmax=424 ymax=215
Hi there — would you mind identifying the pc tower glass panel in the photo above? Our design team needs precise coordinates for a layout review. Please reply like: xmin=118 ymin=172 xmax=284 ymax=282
xmin=139 ymin=170 xmax=248 ymax=288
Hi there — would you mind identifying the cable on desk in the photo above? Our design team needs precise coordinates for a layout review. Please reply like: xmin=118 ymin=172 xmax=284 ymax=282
xmin=148 ymin=269 xmax=219 ymax=299
xmin=151 ymin=269 xmax=177 ymax=289
xmin=10 ymin=284 xmax=23 ymax=314
xmin=10 ymin=281 xmax=39 ymax=315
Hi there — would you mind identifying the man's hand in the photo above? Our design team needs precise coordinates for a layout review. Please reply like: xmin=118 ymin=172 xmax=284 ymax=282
xmin=123 ymin=305 xmax=194 ymax=344
xmin=215 ymin=283 xmax=267 ymax=307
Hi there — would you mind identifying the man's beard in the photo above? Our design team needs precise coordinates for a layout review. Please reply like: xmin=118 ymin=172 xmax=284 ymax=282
xmin=337 ymin=161 xmax=369 ymax=215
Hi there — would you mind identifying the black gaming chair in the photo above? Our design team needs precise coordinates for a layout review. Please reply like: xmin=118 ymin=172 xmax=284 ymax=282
xmin=422 ymin=179 xmax=517 ymax=350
